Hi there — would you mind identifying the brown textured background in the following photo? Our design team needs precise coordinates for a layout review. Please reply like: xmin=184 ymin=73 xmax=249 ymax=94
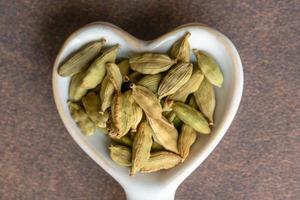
xmin=1 ymin=0 xmax=299 ymax=199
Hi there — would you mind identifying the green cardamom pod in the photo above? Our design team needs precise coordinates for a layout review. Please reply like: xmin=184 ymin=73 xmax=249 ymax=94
xmin=129 ymin=53 xmax=176 ymax=74
xmin=58 ymin=39 xmax=105 ymax=77
xmin=140 ymin=151 xmax=182 ymax=173
xmin=178 ymin=124 xmax=197 ymax=160
xmin=131 ymin=84 xmax=162 ymax=119
xmin=147 ymin=116 xmax=179 ymax=153
xmin=138 ymin=74 xmax=162 ymax=93
xmin=111 ymin=135 xmax=133 ymax=147
xmin=109 ymin=144 xmax=132 ymax=167
xmin=69 ymin=71 xmax=88 ymax=101
xmin=131 ymin=121 xmax=153 ymax=175
xmin=82 ymin=91 xmax=108 ymax=128
xmin=109 ymin=92 xmax=131 ymax=138
xmin=169 ymin=69 xmax=204 ymax=102
xmin=117 ymin=59 xmax=130 ymax=77
xmin=193 ymin=49 xmax=223 ymax=87
xmin=68 ymin=101 xmax=95 ymax=135
xmin=194 ymin=78 xmax=215 ymax=124
xmin=170 ymin=32 xmax=191 ymax=62
xmin=100 ymin=75 xmax=115 ymax=113
xmin=106 ymin=62 xmax=123 ymax=91
xmin=168 ymin=101 xmax=211 ymax=134
xmin=81 ymin=44 xmax=120 ymax=89
xmin=158 ymin=62 xmax=193 ymax=99
xmin=131 ymin=103 xmax=143 ymax=132
xmin=128 ymin=71 xmax=143 ymax=83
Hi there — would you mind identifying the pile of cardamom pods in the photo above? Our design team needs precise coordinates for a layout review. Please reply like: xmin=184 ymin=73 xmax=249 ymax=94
xmin=58 ymin=32 xmax=223 ymax=175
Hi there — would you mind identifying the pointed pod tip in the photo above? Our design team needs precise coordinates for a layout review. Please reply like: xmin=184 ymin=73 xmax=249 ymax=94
xmin=99 ymin=38 xmax=106 ymax=44
xmin=192 ymin=48 xmax=199 ymax=53
xmin=185 ymin=32 xmax=191 ymax=37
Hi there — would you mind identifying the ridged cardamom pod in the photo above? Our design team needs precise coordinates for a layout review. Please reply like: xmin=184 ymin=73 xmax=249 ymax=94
xmin=58 ymin=39 xmax=106 ymax=77
xmin=178 ymin=124 xmax=197 ymax=160
xmin=82 ymin=91 xmax=109 ymax=128
xmin=137 ymin=74 xmax=162 ymax=93
xmin=194 ymin=78 xmax=216 ymax=124
xmin=169 ymin=69 xmax=204 ymax=102
xmin=147 ymin=116 xmax=179 ymax=153
xmin=106 ymin=62 xmax=123 ymax=91
xmin=109 ymin=91 xmax=134 ymax=138
xmin=158 ymin=62 xmax=193 ymax=99
xmin=130 ymin=103 xmax=143 ymax=132
xmin=68 ymin=101 xmax=95 ymax=136
xmin=168 ymin=101 xmax=211 ymax=134
xmin=193 ymin=49 xmax=223 ymax=87
xmin=129 ymin=53 xmax=176 ymax=74
xmin=140 ymin=151 xmax=182 ymax=173
xmin=109 ymin=145 xmax=132 ymax=167
xmin=170 ymin=32 xmax=191 ymax=62
xmin=81 ymin=44 xmax=120 ymax=89
xmin=100 ymin=75 xmax=115 ymax=113
xmin=131 ymin=84 xmax=162 ymax=119
xmin=69 ymin=71 xmax=88 ymax=101
xmin=111 ymin=135 xmax=133 ymax=147
xmin=128 ymin=71 xmax=143 ymax=83
xmin=117 ymin=59 xmax=130 ymax=77
xmin=131 ymin=121 xmax=153 ymax=175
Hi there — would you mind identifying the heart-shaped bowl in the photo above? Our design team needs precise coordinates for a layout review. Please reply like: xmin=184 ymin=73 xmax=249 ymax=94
xmin=52 ymin=22 xmax=243 ymax=200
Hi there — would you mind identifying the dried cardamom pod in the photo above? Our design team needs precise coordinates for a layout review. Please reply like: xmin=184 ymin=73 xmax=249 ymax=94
xmin=117 ymin=59 xmax=130 ymax=77
xmin=193 ymin=49 xmax=223 ymax=87
xmin=69 ymin=71 xmax=88 ymax=101
xmin=109 ymin=145 xmax=132 ymax=167
xmin=158 ymin=62 xmax=193 ymax=99
xmin=68 ymin=101 xmax=95 ymax=135
xmin=58 ymin=39 xmax=105 ymax=76
xmin=112 ymin=135 xmax=133 ymax=147
xmin=151 ymin=141 xmax=164 ymax=151
xmin=137 ymin=74 xmax=162 ymax=93
xmin=100 ymin=75 xmax=115 ymax=113
xmin=106 ymin=62 xmax=123 ymax=91
xmin=167 ymin=101 xmax=211 ymax=134
xmin=81 ymin=44 xmax=120 ymax=89
xmin=170 ymin=32 xmax=191 ymax=62
xmin=140 ymin=151 xmax=182 ymax=173
xmin=129 ymin=53 xmax=176 ymax=74
xmin=128 ymin=71 xmax=143 ymax=83
xmin=147 ymin=116 xmax=179 ymax=153
xmin=130 ymin=84 xmax=162 ymax=119
xmin=109 ymin=91 xmax=134 ymax=138
xmin=131 ymin=103 xmax=143 ymax=132
xmin=178 ymin=124 xmax=197 ymax=160
xmin=82 ymin=91 xmax=109 ymax=128
xmin=169 ymin=69 xmax=204 ymax=102
xmin=131 ymin=121 xmax=153 ymax=175
xmin=194 ymin=78 xmax=215 ymax=124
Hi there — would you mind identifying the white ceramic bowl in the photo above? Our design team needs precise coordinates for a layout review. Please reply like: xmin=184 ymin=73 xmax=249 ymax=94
xmin=52 ymin=22 xmax=243 ymax=200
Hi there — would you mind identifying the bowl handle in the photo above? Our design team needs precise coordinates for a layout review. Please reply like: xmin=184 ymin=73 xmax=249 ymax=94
xmin=124 ymin=184 xmax=177 ymax=200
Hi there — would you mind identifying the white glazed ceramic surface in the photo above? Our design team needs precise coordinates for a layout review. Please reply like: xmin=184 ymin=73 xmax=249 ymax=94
xmin=52 ymin=22 xmax=243 ymax=200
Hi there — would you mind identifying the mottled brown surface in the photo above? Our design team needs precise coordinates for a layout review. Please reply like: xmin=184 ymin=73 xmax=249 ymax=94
xmin=1 ymin=0 xmax=300 ymax=199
